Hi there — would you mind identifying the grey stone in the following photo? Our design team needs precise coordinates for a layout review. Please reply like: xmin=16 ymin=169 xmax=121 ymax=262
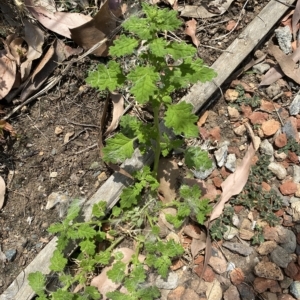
xmin=222 ymin=242 xmax=253 ymax=256
xmin=193 ymin=160 xmax=216 ymax=180
xmin=280 ymin=276 xmax=293 ymax=289
xmin=293 ymin=165 xmax=300 ymax=183
xmin=224 ymin=285 xmax=241 ymax=300
xmin=223 ymin=226 xmax=239 ymax=240
xmin=155 ymin=272 xmax=178 ymax=289
xmin=290 ymin=94 xmax=300 ymax=115
xmin=253 ymin=63 xmax=270 ymax=74
xmin=214 ymin=144 xmax=228 ymax=167
xmin=89 ymin=161 xmax=100 ymax=170
xmin=266 ymin=83 xmax=281 ymax=98
xmin=225 ymin=153 xmax=236 ymax=172
xmin=270 ymin=246 xmax=291 ymax=268
xmin=268 ymin=162 xmax=287 ymax=180
xmin=236 ymin=283 xmax=255 ymax=300
xmin=275 ymin=25 xmax=292 ymax=54
xmin=5 ymin=249 xmax=17 ymax=262
xmin=282 ymin=118 xmax=299 ymax=140
xmin=276 ymin=226 xmax=297 ymax=254
xmin=260 ymin=139 xmax=274 ymax=156
xmin=290 ymin=281 xmax=300 ymax=299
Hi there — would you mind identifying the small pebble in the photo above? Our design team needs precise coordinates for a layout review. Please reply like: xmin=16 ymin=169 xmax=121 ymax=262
xmin=260 ymin=139 xmax=274 ymax=156
xmin=155 ymin=272 xmax=178 ymax=289
xmin=222 ymin=242 xmax=253 ymax=256
xmin=214 ymin=144 xmax=228 ymax=167
xmin=290 ymin=281 xmax=300 ymax=299
xmin=253 ymin=63 xmax=270 ymax=74
xmin=289 ymin=94 xmax=300 ymax=116
xmin=268 ymin=162 xmax=287 ymax=180
xmin=270 ymin=246 xmax=291 ymax=268
xmin=5 ymin=249 xmax=17 ymax=262
xmin=275 ymin=25 xmax=292 ymax=54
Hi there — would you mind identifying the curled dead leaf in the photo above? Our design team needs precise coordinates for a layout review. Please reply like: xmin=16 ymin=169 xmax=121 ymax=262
xmin=184 ymin=19 xmax=200 ymax=47
xmin=0 ymin=175 xmax=6 ymax=210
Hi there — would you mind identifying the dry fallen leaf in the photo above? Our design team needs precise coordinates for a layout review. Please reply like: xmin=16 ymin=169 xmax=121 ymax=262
xmin=70 ymin=0 xmax=123 ymax=56
xmin=91 ymin=248 xmax=145 ymax=300
xmin=64 ymin=131 xmax=75 ymax=144
xmin=197 ymin=111 xmax=209 ymax=127
xmin=104 ymin=92 xmax=124 ymax=136
xmin=210 ymin=143 xmax=256 ymax=221
xmin=269 ymin=43 xmax=300 ymax=85
xmin=184 ymin=19 xmax=200 ymax=47
xmin=0 ymin=175 xmax=6 ymax=210
xmin=0 ymin=50 xmax=17 ymax=100
xmin=190 ymin=231 xmax=207 ymax=258
xmin=24 ymin=0 xmax=92 ymax=39
xmin=21 ymin=20 xmax=44 ymax=81
xmin=157 ymin=158 xmax=180 ymax=203
xmin=292 ymin=0 xmax=300 ymax=40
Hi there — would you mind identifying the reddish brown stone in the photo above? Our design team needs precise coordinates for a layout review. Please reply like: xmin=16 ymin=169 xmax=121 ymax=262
xmin=194 ymin=255 xmax=205 ymax=265
xmin=263 ymin=226 xmax=278 ymax=241
xmin=220 ymin=166 xmax=231 ymax=179
xmin=167 ymin=286 xmax=185 ymax=300
xmin=274 ymin=209 xmax=284 ymax=217
xmin=284 ymin=261 xmax=298 ymax=278
xmin=279 ymin=108 xmax=290 ymax=121
xmin=230 ymin=268 xmax=245 ymax=285
xmin=296 ymin=232 xmax=300 ymax=244
xmin=240 ymin=104 xmax=252 ymax=117
xmin=194 ymin=262 xmax=215 ymax=282
xmin=279 ymin=181 xmax=298 ymax=195
xmin=209 ymin=127 xmax=221 ymax=141
xmin=296 ymin=118 xmax=300 ymax=129
xmin=253 ymin=277 xmax=280 ymax=293
xmin=248 ymin=111 xmax=269 ymax=125
xmin=209 ymin=169 xmax=220 ymax=178
xmin=212 ymin=176 xmax=223 ymax=188
xmin=288 ymin=151 xmax=299 ymax=164
xmin=228 ymin=146 xmax=241 ymax=158
xmin=274 ymin=133 xmax=287 ymax=148
xmin=261 ymin=182 xmax=271 ymax=192
xmin=261 ymin=119 xmax=280 ymax=136
xmin=234 ymin=205 xmax=244 ymax=214
xmin=260 ymin=100 xmax=280 ymax=112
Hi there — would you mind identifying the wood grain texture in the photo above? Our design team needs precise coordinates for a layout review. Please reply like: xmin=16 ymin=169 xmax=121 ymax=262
xmin=1 ymin=0 xmax=295 ymax=299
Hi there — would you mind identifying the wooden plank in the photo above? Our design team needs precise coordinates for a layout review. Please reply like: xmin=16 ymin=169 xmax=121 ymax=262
xmin=0 ymin=0 xmax=294 ymax=298
xmin=183 ymin=0 xmax=295 ymax=113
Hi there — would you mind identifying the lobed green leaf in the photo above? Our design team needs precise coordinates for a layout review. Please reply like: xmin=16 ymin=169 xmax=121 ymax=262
xmin=109 ymin=35 xmax=139 ymax=57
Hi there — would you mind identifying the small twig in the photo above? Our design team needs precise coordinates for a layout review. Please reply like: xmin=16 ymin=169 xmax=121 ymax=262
xmin=212 ymin=0 xmax=250 ymax=41
xmin=273 ymin=102 xmax=284 ymax=126
xmin=66 ymin=119 xmax=101 ymax=129
xmin=75 ymin=143 xmax=98 ymax=155
xmin=64 ymin=129 xmax=91 ymax=146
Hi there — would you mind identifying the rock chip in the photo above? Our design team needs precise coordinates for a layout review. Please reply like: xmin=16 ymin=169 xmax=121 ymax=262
xmin=254 ymin=261 xmax=284 ymax=280
xmin=274 ymin=133 xmax=288 ymax=148
xmin=225 ymin=153 xmax=236 ymax=172
xmin=268 ymin=162 xmax=287 ymax=180
xmin=289 ymin=94 xmax=300 ymax=116
xmin=156 ymin=273 xmax=178 ymax=289
xmin=253 ymin=277 xmax=281 ymax=293
xmin=167 ymin=286 xmax=185 ymax=300
xmin=284 ymin=261 xmax=299 ymax=279
xmin=208 ymin=247 xmax=227 ymax=274
xmin=222 ymin=242 xmax=253 ymax=256
xmin=257 ymin=241 xmax=278 ymax=255
xmin=5 ymin=249 xmax=17 ymax=262
xmin=291 ymin=201 xmax=300 ymax=222
xmin=280 ymin=276 xmax=293 ymax=289
xmin=227 ymin=106 xmax=240 ymax=121
xmin=260 ymin=139 xmax=274 ymax=156
xmin=182 ymin=288 xmax=201 ymax=300
xmin=249 ymin=111 xmax=268 ymax=125
xmin=214 ymin=144 xmax=228 ymax=167
xmin=290 ymin=281 xmax=300 ymax=299
xmin=276 ymin=226 xmax=297 ymax=254
xmin=193 ymin=161 xmax=216 ymax=180
xmin=225 ymin=89 xmax=239 ymax=102
xmin=224 ymin=285 xmax=241 ymax=300
xmin=253 ymin=63 xmax=270 ymax=74
xmin=261 ymin=119 xmax=280 ymax=136
xmin=280 ymin=181 xmax=297 ymax=195
xmin=205 ymin=279 xmax=222 ymax=300
xmin=266 ymin=84 xmax=281 ymax=98
xmin=229 ymin=268 xmax=244 ymax=285
xmin=275 ymin=25 xmax=292 ymax=54
xmin=234 ymin=124 xmax=246 ymax=136
xmin=270 ymin=246 xmax=292 ymax=268
xmin=236 ymin=283 xmax=256 ymax=300
xmin=293 ymin=165 xmax=300 ymax=183
xmin=274 ymin=151 xmax=288 ymax=161
xmin=282 ymin=117 xmax=299 ymax=142
xmin=223 ymin=226 xmax=239 ymax=240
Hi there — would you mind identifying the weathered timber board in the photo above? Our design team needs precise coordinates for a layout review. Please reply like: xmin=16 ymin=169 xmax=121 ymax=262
xmin=0 ymin=0 xmax=295 ymax=299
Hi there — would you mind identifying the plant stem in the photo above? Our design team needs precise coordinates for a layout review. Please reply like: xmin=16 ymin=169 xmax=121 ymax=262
xmin=153 ymin=104 xmax=161 ymax=178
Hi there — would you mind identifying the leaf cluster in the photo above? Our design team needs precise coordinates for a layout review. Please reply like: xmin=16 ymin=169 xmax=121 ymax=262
xmin=166 ymin=184 xmax=212 ymax=228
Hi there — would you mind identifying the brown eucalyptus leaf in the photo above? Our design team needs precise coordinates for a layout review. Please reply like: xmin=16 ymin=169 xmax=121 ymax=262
xmin=24 ymin=0 xmax=92 ymax=39
xmin=292 ymin=0 xmax=300 ymax=40
xmin=0 ymin=50 xmax=17 ymax=100
xmin=210 ymin=143 xmax=256 ymax=221
xmin=184 ymin=19 xmax=200 ymax=47
xmin=104 ymin=93 xmax=124 ymax=136
xmin=70 ymin=0 xmax=123 ymax=56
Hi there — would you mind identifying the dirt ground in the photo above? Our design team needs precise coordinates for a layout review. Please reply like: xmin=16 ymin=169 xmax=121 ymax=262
xmin=0 ymin=0 xmax=275 ymax=295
